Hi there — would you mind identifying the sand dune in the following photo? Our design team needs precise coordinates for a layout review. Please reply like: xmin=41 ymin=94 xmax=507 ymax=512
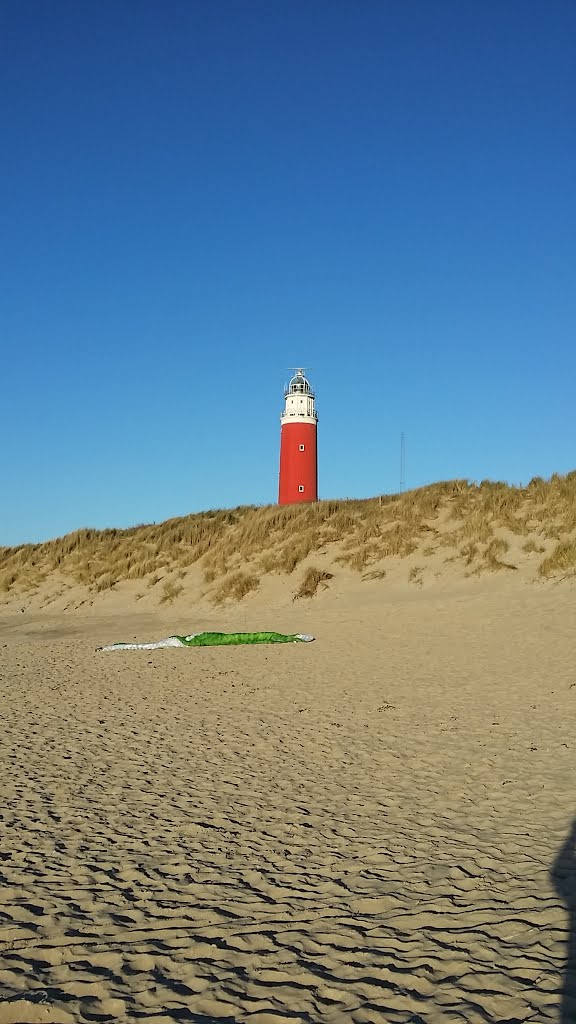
xmin=1 ymin=576 xmax=575 ymax=1021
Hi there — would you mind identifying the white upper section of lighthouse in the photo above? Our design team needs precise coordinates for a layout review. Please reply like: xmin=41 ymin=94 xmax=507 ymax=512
xmin=281 ymin=369 xmax=318 ymax=425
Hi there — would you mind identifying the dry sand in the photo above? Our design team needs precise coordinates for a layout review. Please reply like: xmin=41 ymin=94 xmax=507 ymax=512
xmin=1 ymin=576 xmax=575 ymax=1023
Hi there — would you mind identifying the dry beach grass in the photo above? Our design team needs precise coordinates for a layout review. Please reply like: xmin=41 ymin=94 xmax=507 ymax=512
xmin=3 ymin=473 xmax=576 ymax=614
xmin=2 ymin=474 xmax=576 ymax=1021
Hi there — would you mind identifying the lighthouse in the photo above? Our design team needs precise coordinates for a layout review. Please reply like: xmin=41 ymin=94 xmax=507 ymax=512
xmin=278 ymin=369 xmax=318 ymax=505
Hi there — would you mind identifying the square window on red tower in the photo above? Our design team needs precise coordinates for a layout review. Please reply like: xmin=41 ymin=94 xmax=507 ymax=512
xmin=298 ymin=485 xmax=304 ymax=492
xmin=299 ymin=444 xmax=305 ymax=451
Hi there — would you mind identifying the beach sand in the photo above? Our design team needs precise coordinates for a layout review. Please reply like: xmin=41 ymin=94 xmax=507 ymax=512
xmin=1 ymin=576 xmax=575 ymax=1022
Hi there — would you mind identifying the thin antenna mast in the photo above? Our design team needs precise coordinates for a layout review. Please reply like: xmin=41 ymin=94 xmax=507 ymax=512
xmin=400 ymin=432 xmax=406 ymax=493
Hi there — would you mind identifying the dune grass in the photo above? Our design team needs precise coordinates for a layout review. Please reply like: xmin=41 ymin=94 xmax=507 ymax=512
xmin=2 ymin=471 xmax=576 ymax=603
xmin=212 ymin=571 xmax=260 ymax=605
xmin=539 ymin=540 xmax=576 ymax=579
xmin=159 ymin=580 xmax=184 ymax=605
xmin=293 ymin=568 xmax=334 ymax=600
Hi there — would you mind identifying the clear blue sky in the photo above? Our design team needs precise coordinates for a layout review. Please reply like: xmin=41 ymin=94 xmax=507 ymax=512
xmin=1 ymin=1 xmax=575 ymax=546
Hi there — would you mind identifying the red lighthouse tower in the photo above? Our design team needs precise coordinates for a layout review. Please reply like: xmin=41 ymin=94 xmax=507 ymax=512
xmin=278 ymin=369 xmax=318 ymax=505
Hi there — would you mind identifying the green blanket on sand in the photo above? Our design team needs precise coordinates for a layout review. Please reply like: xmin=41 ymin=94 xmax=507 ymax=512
xmin=97 ymin=631 xmax=314 ymax=651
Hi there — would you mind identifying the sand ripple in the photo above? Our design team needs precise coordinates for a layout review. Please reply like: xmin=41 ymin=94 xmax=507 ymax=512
xmin=1 ymin=591 xmax=575 ymax=1021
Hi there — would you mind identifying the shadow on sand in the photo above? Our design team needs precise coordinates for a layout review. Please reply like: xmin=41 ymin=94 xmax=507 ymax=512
xmin=552 ymin=820 xmax=576 ymax=1023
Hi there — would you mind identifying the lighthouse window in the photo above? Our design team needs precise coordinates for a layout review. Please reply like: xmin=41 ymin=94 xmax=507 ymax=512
xmin=298 ymin=485 xmax=305 ymax=493
xmin=299 ymin=444 xmax=305 ymax=451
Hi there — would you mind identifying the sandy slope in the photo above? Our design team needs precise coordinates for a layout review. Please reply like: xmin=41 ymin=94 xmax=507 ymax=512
xmin=1 ymin=577 xmax=575 ymax=1022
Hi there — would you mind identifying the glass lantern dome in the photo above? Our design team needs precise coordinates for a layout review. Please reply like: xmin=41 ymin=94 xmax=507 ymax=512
xmin=285 ymin=369 xmax=314 ymax=397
